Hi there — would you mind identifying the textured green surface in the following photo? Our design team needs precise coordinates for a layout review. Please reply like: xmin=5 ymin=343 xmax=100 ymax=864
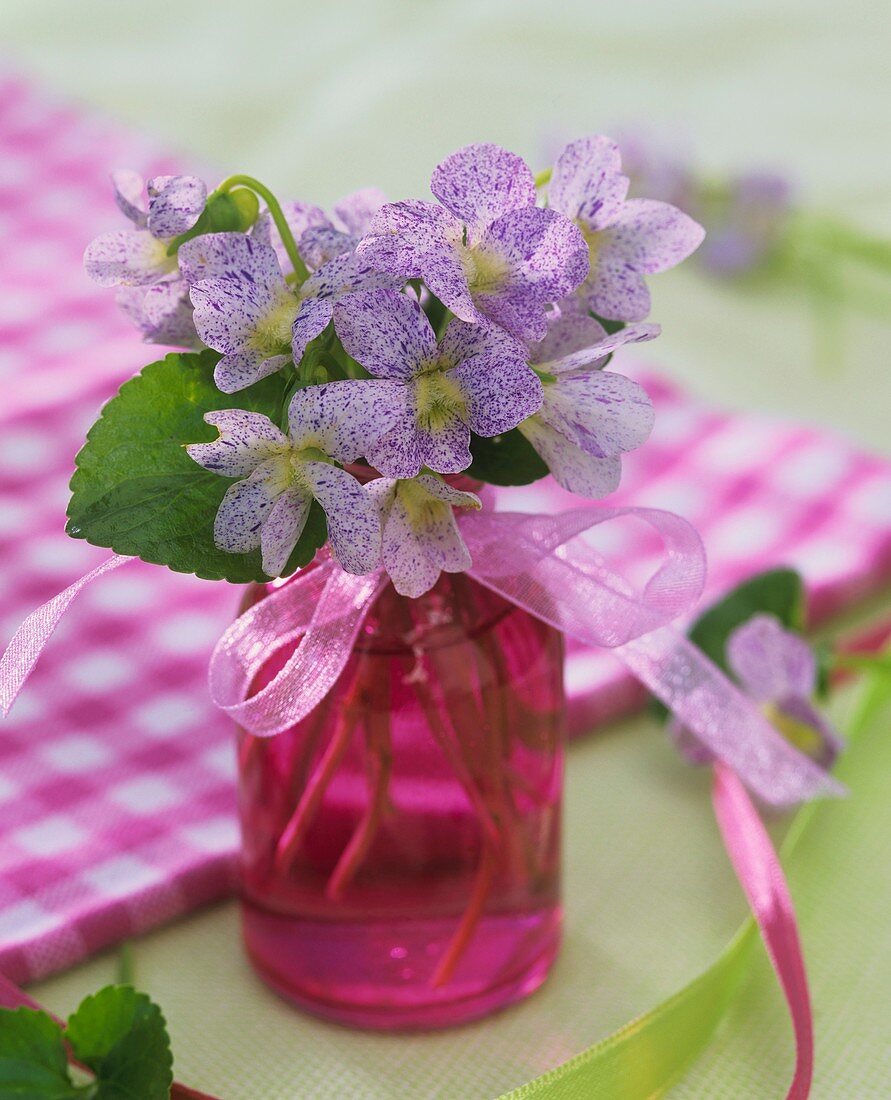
xmin=8 ymin=0 xmax=891 ymax=1095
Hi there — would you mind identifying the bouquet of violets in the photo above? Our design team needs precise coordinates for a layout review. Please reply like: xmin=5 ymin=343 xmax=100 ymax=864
xmin=78 ymin=138 xmax=702 ymax=593
xmin=12 ymin=137 xmax=732 ymax=1031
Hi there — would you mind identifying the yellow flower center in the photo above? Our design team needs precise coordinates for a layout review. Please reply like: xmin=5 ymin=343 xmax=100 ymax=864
xmin=460 ymin=242 xmax=510 ymax=296
xmin=249 ymin=290 xmax=298 ymax=358
xmin=398 ymin=479 xmax=448 ymax=530
xmin=763 ymin=702 xmax=823 ymax=757
xmin=414 ymin=368 xmax=467 ymax=434
xmin=579 ymin=222 xmax=603 ymax=270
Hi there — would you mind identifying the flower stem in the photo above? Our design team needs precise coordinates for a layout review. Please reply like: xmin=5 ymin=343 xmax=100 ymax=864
xmin=326 ymin=664 xmax=393 ymax=900
xmin=214 ymin=174 xmax=310 ymax=282
xmin=430 ymin=840 xmax=497 ymax=988
xmin=534 ymin=167 xmax=552 ymax=189
xmin=273 ymin=667 xmax=363 ymax=875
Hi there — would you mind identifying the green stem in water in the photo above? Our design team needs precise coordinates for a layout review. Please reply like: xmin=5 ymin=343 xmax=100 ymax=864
xmin=214 ymin=174 xmax=310 ymax=283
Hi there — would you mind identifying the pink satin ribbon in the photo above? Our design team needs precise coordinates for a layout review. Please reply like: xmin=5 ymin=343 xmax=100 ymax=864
xmin=0 ymin=503 xmax=825 ymax=1094
xmin=713 ymin=764 xmax=814 ymax=1099
xmin=0 ymin=778 xmax=814 ymax=1099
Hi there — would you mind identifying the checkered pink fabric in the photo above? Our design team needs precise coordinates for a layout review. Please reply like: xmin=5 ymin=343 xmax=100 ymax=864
xmin=1 ymin=68 xmax=890 ymax=986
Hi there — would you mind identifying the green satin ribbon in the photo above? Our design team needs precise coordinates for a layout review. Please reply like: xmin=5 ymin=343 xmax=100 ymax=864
xmin=497 ymin=667 xmax=891 ymax=1100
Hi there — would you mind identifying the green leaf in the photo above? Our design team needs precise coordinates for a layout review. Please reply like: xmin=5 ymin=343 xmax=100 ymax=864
xmin=0 ymin=1008 xmax=78 ymax=1099
xmin=66 ymin=986 xmax=173 ymax=1100
xmin=467 ymin=428 xmax=549 ymax=486
xmin=687 ymin=567 xmax=805 ymax=673
xmin=66 ymin=351 xmax=326 ymax=582
xmin=652 ymin=567 xmax=806 ymax=721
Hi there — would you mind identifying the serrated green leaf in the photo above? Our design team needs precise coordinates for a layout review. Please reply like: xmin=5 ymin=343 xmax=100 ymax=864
xmin=0 ymin=1008 xmax=78 ymax=1099
xmin=66 ymin=986 xmax=172 ymax=1100
xmin=652 ymin=567 xmax=806 ymax=722
xmin=467 ymin=428 xmax=549 ymax=486
xmin=66 ymin=351 xmax=326 ymax=582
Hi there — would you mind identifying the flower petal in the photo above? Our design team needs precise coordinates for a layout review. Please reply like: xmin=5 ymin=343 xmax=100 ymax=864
xmin=213 ymin=458 xmax=290 ymax=554
xmin=260 ymin=488 xmax=312 ymax=577
xmin=378 ymin=476 xmax=477 ymax=598
xmin=190 ymin=267 xmax=293 ymax=354
xmin=179 ymin=232 xmax=285 ymax=287
xmin=333 ymin=188 xmax=388 ymax=236
xmin=362 ymin=391 xmax=425 ymax=480
xmin=291 ymin=296 xmax=334 ymax=363
xmin=111 ymin=169 xmax=147 ymax=226
xmin=726 ymin=615 xmax=817 ymax=702
xmin=299 ymin=226 xmax=356 ymax=270
xmin=545 ymin=321 xmax=661 ymax=375
xmin=146 ymin=175 xmax=207 ymax=238
xmin=186 ymin=409 xmax=289 ymax=477
xmin=414 ymin=473 xmax=481 ymax=511
xmin=583 ymin=260 xmax=651 ymax=323
xmin=356 ymin=201 xmax=481 ymax=324
xmin=529 ymin=308 xmax=608 ymax=365
xmin=84 ymin=229 xmax=175 ymax=287
xmin=548 ymin=136 xmax=628 ymax=230
xmin=519 ymin=418 xmax=622 ymax=498
xmin=417 ymin=413 xmax=473 ymax=475
xmin=450 ymin=355 xmax=543 ymax=436
xmin=214 ymin=350 xmax=292 ymax=394
xmin=431 ymin=143 xmax=536 ymax=237
xmin=537 ymin=371 xmax=654 ymax=457
xmin=603 ymin=198 xmax=705 ymax=275
xmin=116 ymin=280 xmax=199 ymax=348
xmin=253 ymin=200 xmax=331 ymax=273
xmin=333 ymin=288 xmax=437 ymax=380
xmin=474 ymin=206 xmax=588 ymax=339
xmin=288 ymin=378 xmax=405 ymax=463
xmin=439 ymin=316 xmax=525 ymax=367
xmin=302 ymin=462 xmax=381 ymax=574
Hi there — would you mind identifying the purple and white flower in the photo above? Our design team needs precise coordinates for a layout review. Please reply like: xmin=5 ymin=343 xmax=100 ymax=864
xmin=697 ymin=172 xmax=792 ymax=276
xmin=255 ymin=188 xmax=389 ymax=273
xmin=185 ymin=387 xmax=382 ymax=577
xmin=84 ymin=170 xmax=207 ymax=287
xmin=367 ymin=474 xmax=481 ymax=598
xmin=333 ymin=288 xmax=543 ymax=478
xmin=115 ymin=282 xmax=201 ymax=349
xmin=671 ymin=614 xmax=842 ymax=767
xmin=518 ymin=307 xmax=658 ymax=497
xmin=547 ymin=136 xmax=704 ymax=322
xmin=180 ymin=231 xmax=398 ymax=393
xmin=356 ymin=143 xmax=589 ymax=341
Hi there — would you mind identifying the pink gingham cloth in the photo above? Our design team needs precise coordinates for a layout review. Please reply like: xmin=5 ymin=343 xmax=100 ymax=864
xmin=1 ymin=69 xmax=890 ymax=986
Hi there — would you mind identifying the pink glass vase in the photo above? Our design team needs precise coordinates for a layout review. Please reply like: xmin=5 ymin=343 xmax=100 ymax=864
xmin=237 ymin=569 xmax=565 ymax=1030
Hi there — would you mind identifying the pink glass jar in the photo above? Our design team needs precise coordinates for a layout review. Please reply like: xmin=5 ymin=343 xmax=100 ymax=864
xmin=237 ymin=569 xmax=565 ymax=1030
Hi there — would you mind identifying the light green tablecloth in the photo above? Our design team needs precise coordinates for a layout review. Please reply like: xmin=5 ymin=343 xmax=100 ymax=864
xmin=4 ymin=1 xmax=890 ymax=1095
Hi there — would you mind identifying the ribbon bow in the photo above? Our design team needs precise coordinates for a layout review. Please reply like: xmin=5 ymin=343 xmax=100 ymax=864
xmin=0 ymin=503 xmax=834 ymax=1097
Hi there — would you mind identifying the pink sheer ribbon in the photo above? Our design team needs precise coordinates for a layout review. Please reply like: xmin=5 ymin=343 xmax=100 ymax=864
xmin=0 ymin=504 xmax=829 ymax=1095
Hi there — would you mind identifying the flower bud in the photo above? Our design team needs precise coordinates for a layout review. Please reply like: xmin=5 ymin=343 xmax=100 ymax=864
xmin=205 ymin=188 xmax=260 ymax=232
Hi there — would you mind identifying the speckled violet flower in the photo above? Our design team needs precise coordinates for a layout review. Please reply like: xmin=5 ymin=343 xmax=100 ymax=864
xmin=367 ymin=475 xmax=481 ymax=598
xmin=181 ymin=233 xmax=298 ymax=393
xmin=180 ymin=231 xmax=398 ymax=392
xmin=253 ymin=188 xmax=389 ymax=273
xmin=547 ymin=136 xmax=704 ymax=322
xmin=356 ymin=143 xmax=589 ymax=341
xmin=115 ymin=282 xmax=201 ymax=349
xmin=518 ymin=307 xmax=658 ymax=497
xmin=185 ymin=388 xmax=383 ymax=577
xmin=333 ymin=287 xmax=543 ymax=478
xmin=84 ymin=170 xmax=207 ymax=287
xmin=698 ymin=172 xmax=793 ymax=276
xmin=670 ymin=614 xmax=843 ymax=767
